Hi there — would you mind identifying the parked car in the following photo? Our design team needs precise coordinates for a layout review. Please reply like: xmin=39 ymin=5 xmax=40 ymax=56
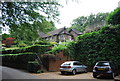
xmin=60 ymin=61 xmax=87 ymax=75
xmin=93 ymin=61 xmax=118 ymax=78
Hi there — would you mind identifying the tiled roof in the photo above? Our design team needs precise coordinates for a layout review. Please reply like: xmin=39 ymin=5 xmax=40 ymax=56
xmin=69 ymin=29 xmax=83 ymax=35
xmin=39 ymin=27 xmax=67 ymax=38
xmin=38 ymin=32 xmax=48 ymax=38
xmin=39 ymin=27 xmax=83 ymax=38
xmin=47 ymin=27 xmax=65 ymax=36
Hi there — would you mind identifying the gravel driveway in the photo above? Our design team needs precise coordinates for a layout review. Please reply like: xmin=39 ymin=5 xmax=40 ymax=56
xmin=33 ymin=72 xmax=93 ymax=79
xmin=33 ymin=72 xmax=114 ymax=81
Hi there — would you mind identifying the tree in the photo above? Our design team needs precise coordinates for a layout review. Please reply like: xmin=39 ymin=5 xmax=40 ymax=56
xmin=70 ymin=16 xmax=87 ymax=32
xmin=2 ymin=34 xmax=11 ymax=40
xmin=70 ymin=13 xmax=109 ymax=32
xmin=106 ymin=8 xmax=120 ymax=25
xmin=1 ymin=2 xmax=61 ymax=27
xmin=11 ymin=20 xmax=56 ymax=42
xmin=1 ymin=1 xmax=60 ymax=44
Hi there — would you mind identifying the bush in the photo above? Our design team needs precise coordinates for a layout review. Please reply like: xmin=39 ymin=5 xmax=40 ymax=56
xmin=2 ymin=44 xmax=51 ymax=54
xmin=35 ymin=40 xmax=51 ymax=45
xmin=65 ymin=25 xmax=120 ymax=66
xmin=106 ymin=8 xmax=120 ymax=25
xmin=2 ymin=52 xmax=37 ymax=70
xmin=2 ymin=37 xmax=15 ymax=47
xmin=48 ymin=42 xmax=69 ymax=54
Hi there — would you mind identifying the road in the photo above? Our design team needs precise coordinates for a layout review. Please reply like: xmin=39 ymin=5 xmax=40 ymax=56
xmin=0 ymin=66 xmax=39 ymax=79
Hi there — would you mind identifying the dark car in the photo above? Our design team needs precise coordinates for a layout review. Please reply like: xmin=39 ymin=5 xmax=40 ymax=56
xmin=93 ymin=61 xmax=118 ymax=78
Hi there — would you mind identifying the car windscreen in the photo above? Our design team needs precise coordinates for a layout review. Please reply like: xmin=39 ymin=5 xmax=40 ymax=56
xmin=96 ymin=62 xmax=109 ymax=66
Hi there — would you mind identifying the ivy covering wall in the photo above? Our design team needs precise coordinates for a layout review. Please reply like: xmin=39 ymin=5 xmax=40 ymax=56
xmin=1 ymin=44 xmax=51 ymax=71
xmin=65 ymin=25 xmax=120 ymax=66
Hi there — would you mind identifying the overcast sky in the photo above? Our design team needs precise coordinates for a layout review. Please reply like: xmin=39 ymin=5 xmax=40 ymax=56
xmin=55 ymin=0 xmax=120 ymax=29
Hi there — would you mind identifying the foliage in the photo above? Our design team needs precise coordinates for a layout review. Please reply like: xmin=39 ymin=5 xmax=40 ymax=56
xmin=70 ymin=13 xmax=109 ymax=32
xmin=1 ymin=1 xmax=59 ymax=43
xmin=2 ymin=37 xmax=15 ymax=47
xmin=2 ymin=34 xmax=11 ymax=40
xmin=38 ymin=20 xmax=56 ymax=33
xmin=2 ymin=44 xmax=51 ymax=54
xmin=11 ymin=20 xmax=56 ymax=42
xmin=50 ymin=42 xmax=58 ymax=45
xmin=64 ymin=41 xmax=77 ymax=59
xmin=106 ymin=8 xmax=120 ymax=25
xmin=0 ymin=52 xmax=33 ymax=56
xmin=2 ymin=52 xmax=38 ymax=70
xmin=1 ymin=2 xmax=61 ymax=27
xmin=48 ymin=42 xmax=69 ymax=54
xmin=16 ymin=41 xmax=30 ymax=47
xmin=2 ymin=41 xmax=52 ymax=71
xmin=35 ymin=40 xmax=51 ymax=45
xmin=65 ymin=25 xmax=120 ymax=66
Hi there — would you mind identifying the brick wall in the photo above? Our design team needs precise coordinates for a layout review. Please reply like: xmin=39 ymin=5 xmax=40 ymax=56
xmin=48 ymin=51 xmax=71 ymax=71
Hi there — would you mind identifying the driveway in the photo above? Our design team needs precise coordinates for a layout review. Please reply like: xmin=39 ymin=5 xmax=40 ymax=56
xmin=1 ymin=66 xmax=39 ymax=79
xmin=33 ymin=72 xmax=114 ymax=81
xmin=1 ymin=66 xmax=114 ymax=81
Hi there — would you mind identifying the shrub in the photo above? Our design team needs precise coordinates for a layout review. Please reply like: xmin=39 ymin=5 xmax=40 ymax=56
xmin=106 ymin=8 xmax=120 ymax=25
xmin=65 ymin=25 xmax=120 ymax=66
xmin=2 ymin=37 xmax=15 ymax=47
xmin=48 ymin=42 xmax=69 ymax=54
xmin=2 ymin=44 xmax=51 ymax=54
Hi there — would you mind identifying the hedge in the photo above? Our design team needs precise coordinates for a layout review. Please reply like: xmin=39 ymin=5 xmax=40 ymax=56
xmin=65 ymin=25 xmax=120 ymax=66
xmin=106 ymin=8 xmax=120 ymax=25
xmin=2 ymin=52 xmax=38 ymax=70
xmin=2 ymin=44 xmax=51 ymax=54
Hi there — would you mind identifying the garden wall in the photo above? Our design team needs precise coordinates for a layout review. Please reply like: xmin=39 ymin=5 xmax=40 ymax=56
xmin=41 ymin=51 xmax=72 ymax=71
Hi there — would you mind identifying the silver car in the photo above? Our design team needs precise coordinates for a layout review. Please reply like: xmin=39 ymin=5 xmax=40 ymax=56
xmin=60 ymin=61 xmax=87 ymax=75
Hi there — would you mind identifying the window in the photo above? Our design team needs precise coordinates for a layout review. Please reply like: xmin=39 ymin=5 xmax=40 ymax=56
xmin=63 ymin=62 xmax=71 ymax=65
xmin=73 ymin=62 xmax=81 ymax=65
xmin=96 ymin=62 xmax=109 ymax=66
xmin=60 ymin=35 xmax=64 ymax=40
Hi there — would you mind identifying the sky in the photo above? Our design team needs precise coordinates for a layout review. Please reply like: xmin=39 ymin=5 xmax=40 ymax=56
xmin=55 ymin=0 xmax=120 ymax=29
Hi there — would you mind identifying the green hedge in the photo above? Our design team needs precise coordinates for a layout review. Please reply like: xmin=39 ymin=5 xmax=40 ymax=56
xmin=65 ymin=25 xmax=120 ymax=66
xmin=0 ymin=52 xmax=33 ymax=56
xmin=47 ymin=42 xmax=67 ymax=54
xmin=2 ymin=52 xmax=37 ymax=70
xmin=106 ymin=8 xmax=120 ymax=25
xmin=2 ymin=44 xmax=50 ymax=54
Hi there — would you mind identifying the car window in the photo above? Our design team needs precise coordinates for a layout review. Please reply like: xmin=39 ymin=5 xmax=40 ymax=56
xmin=73 ymin=62 xmax=81 ymax=65
xmin=96 ymin=62 xmax=109 ymax=66
xmin=63 ymin=62 xmax=71 ymax=65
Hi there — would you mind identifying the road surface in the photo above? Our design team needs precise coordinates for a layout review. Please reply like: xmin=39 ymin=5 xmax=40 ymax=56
xmin=0 ymin=66 xmax=39 ymax=79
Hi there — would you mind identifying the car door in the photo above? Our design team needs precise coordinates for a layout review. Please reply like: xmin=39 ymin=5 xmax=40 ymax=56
xmin=73 ymin=62 xmax=83 ymax=72
xmin=79 ymin=63 xmax=85 ymax=72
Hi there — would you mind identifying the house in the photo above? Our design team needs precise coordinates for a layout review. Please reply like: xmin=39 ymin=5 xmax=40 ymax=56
xmin=39 ymin=27 xmax=83 ymax=43
xmin=68 ymin=29 xmax=83 ymax=40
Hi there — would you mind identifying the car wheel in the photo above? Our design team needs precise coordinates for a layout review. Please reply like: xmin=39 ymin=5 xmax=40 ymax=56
xmin=111 ymin=73 xmax=115 ymax=79
xmin=84 ymin=68 xmax=87 ymax=73
xmin=93 ymin=73 xmax=97 ymax=78
xmin=61 ymin=71 xmax=65 ymax=75
xmin=72 ymin=69 xmax=76 ymax=75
